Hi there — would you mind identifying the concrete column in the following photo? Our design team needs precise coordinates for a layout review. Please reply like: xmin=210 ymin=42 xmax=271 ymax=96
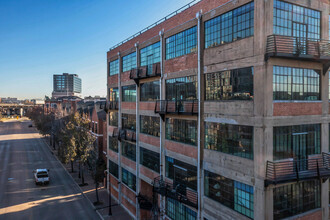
xmin=321 ymin=123 xmax=329 ymax=220
xmin=321 ymin=70 xmax=329 ymax=115
xmin=117 ymin=52 xmax=123 ymax=204
xmin=159 ymin=29 xmax=166 ymax=219
xmin=135 ymin=43 xmax=141 ymax=220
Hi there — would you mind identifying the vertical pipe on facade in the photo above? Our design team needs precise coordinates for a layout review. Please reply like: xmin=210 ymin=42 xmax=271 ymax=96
xmin=117 ymin=52 xmax=122 ymax=204
xmin=196 ymin=11 xmax=202 ymax=220
xmin=159 ymin=29 xmax=166 ymax=219
xmin=135 ymin=43 xmax=141 ymax=220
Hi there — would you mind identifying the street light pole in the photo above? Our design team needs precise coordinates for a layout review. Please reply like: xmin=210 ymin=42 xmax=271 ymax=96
xmin=104 ymin=170 xmax=112 ymax=216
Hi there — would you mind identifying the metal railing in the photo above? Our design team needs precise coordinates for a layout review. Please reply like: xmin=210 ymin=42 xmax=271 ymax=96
xmin=153 ymin=176 xmax=198 ymax=209
xmin=118 ymin=129 xmax=136 ymax=142
xmin=109 ymin=0 xmax=202 ymax=51
xmin=265 ymin=153 xmax=330 ymax=186
xmin=265 ymin=35 xmax=330 ymax=60
xmin=129 ymin=63 xmax=161 ymax=81
xmin=155 ymin=99 xmax=198 ymax=115
xmin=137 ymin=193 xmax=153 ymax=211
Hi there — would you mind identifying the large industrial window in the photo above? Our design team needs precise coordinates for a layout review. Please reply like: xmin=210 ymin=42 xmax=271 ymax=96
xmin=109 ymin=59 xmax=119 ymax=76
xmin=109 ymin=112 xmax=118 ymax=127
xmin=140 ymin=147 xmax=160 ymax=173
xmin=122 ymin=85 xmax=136 ymax=102
xmin=140 ymin=81 xmax=160 ymax=101
xmin=166 ymin=76 xmax=197 ymax=101
xmin=273 ymin=124 xmax=320 ymax=161
xmin=140 ymin=115 xmax=160 ymax=137
xmin=166 ymin=26 xmax=197 ymax=60
xmin=122 ymin=52 xmax=136 ymax=72
xmin=140 ymin=41 xmax=161 ymax=67
xmin=273 ymin=66 xmax=320 ymax=101
xmin=205 ymin=122 xmax=253 ymax=160
xmin=109 ymin=160 xmax=118 ymax=178
xmin=122 ymin=114 xmax=136 ymax=131
xmin=273 ymin=0 xmax=320 ymax=39
xmin=166 ymin=118 xmax=197 ymax=146
xmin=204 ymin=170 xmax=254 ymax=219
xmin=273 ymin=180 xmax=320 ymax=219
xmin=109 ymin=87 xmax=119 ymax=101
xmin=166 ymin=156 xmax=197 ymax=191
xmin=166 ymin=198 xmax=197 ymax=220
xmin=122 ymin=141 xmax=136 ymax=161
xmin=122 ymin=168 xmax=136 ymax=191
xmin=205 ymin=2 xmax=254 ymax=48
xmin=108 ymin=136 xmax=118 ymax=152
xmin=205 ymin=67 xmax=253 ymax=100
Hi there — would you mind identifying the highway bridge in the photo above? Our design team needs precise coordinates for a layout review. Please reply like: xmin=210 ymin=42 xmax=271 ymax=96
xmin=0 ymin=103 xmax=40 ymax=117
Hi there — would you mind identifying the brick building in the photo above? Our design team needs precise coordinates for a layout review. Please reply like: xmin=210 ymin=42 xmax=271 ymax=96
xmin=106 ymin=0 xmax=330 ymax=219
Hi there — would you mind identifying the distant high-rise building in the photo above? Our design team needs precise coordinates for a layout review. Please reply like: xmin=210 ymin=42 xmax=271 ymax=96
xmin=52 ymin=73 xmax=82 ymax=98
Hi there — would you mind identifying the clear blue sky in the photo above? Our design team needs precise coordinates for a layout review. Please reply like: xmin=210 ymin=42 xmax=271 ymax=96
xmin=0 ymin=0 xmax=193 ymax=99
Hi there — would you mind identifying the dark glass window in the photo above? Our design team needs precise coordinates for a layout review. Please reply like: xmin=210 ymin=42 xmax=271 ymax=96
xmin=273 ymin=124 xmax=321 ymax=161
xmin=140 ymin=115 xmax=160 ymax=137
xmin=273 ymin=0 xmax=320 ymax=39
xmin=140 ymin=147 xmax=160 ymax=173
xmin=109 ymin=112 xmax=118 ymax=127
xmin=109 ymin=160 xmax=118 ymax=178
xmin=166 ymin=76 xmax=197 ymax=101
xmin=166 ymin=118 xmax=197 ymax=146
xmin=122 ymin=85 xmax=136 ymax=102
xmin=122 ymin=52 xmax=136 ymax=72
xmin=205 ymin=67 xmax=253 ymax=100
xmin=109 ymin=87 xmax=119 ymax=101
xmin=140 ymin=81 xmax=160 ymax=101
xmin=122 ymin=141 xmax=136 ymax=161
xmin=108 ymin=136 xmax=118 ymax=152
xmin=205 ymin=122 xmax=253 ymax=160
xmin=205 ymin=2 xmax=254 ymax=48
xmin=204 ymin=170 xmax=254 ymax=219
xmin=109 ymin=59 xmax=119 ymax=76
xmin=273 ymin=180 xmax=320 ymax=219
xmin=166 ymin=156 xmax=197 ymax=191
xmin=166 ymin=197 xmax=197 ymax=220
xmin=273 ymin=66 xmax=320 ymax=101
xmin=140 ymin=42 xmax=160 ymax=67
xmin=122 ymin=114 xmax=136 ymax=131
xmin=166 ymin=26 xmax=197 ymax=60
xmin=122 ymin=168 xmax=136 ymax=191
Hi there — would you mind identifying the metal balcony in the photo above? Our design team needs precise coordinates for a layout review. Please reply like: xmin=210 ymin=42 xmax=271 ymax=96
xmin=137 ymin=193 xmax=153 ymax=210
xmin=265 ymin=35 xmax=330 ymax=74
xmin=129 ymin=62 xmax=161 ymax=84
xmin=153 ymin=176 xmax=198 ymax=209
xmin=265 ymin=153 xmax=330 ymax=187
xmin=118 ymin=129 xmax=136 ymax=142
xmin=154 ymin=99 xmax=198 ymax=120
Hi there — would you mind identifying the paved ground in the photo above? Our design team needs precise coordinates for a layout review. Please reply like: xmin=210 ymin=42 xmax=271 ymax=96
xmin=0 ymin=119 xmax=100 ymax=220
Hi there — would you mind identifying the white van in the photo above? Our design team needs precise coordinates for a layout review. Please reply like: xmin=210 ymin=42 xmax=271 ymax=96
xmin=33 ymin=169 xmax=50 ymax=185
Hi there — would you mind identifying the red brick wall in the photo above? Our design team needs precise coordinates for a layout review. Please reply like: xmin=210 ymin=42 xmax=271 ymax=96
xmin=164 ymin=53 xmax=197 ymax=73
xmin=107 ymin=0 xmax=231 ymax=58
xmin=140 ymin=165 xmax=159 ymax=180
xmin=122 ymin=156 xmax=136 ymax=170
xmin=108 ymin=75 xmax=118 ymax=86
xmin=110 ymin=186 xmax=118 ymax=199
xmin=109 ymin=151 xmax=118 ymax=161
xmin=165 ymin=140 xmax=197 ymax=159
xmin=140 ymin=102 xmax=156 ymax=111
xmin=273 ymin=102 xmax=322 ymax=116
xmin=121 ymin=72 xmax=132 ymax=82
xmin=122 ymin=102 xmax=136 ymax=110
xmin=294 ymin=209 xmax=321 ymax=220
xmin=139 ymin=133 xmax=160 ymax=147
xmin=121 ymin=184 xmax=136 ymax=205
xmin=110 ymin=175 xmax=119 ymax=188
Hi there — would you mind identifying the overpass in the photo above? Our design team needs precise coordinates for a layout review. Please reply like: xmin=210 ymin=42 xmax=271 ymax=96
xmin=0 ymin=103 xmax=40 ymax=117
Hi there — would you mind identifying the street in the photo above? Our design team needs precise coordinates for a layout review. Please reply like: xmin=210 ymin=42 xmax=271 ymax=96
xmin=0 ymin=119 xmax=100 ymax=220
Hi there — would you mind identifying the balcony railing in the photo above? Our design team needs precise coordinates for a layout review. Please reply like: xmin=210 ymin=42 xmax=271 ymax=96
xmin=137 ymin=193 xmax=153 ymax=211
xmin=265 ymin=153 xmax=330 ymax=186
xmin=118 ymin=129 xmax=136 ymax=142
xmin=153 ymin=176 xmax=198 ymax=209
xmin=154 ymin=99 xmax=198 ymax=119
xmin=265 ymin=35 xmax=330 ymax=62
xmin=130 ymin=62 xmax=161 ymax=84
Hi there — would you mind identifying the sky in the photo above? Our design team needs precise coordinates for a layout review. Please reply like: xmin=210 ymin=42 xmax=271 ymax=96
xmin=0 ymin=0 xmax=194 ymax=100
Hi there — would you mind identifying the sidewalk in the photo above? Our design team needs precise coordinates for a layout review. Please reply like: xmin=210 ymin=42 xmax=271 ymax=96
xmin=44 ymin=137 xmax=133 ymax=220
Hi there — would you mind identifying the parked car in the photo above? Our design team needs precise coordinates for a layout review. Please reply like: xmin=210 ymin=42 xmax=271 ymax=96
xmin=33 ymin=169 xmax=50 ymax=185
xmin=28 ymin=124 xmax=33 ymax=127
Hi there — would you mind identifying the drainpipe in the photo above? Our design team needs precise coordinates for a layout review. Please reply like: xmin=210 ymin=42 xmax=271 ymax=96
xmin=117 ymin=52 xmax=122 ymax=205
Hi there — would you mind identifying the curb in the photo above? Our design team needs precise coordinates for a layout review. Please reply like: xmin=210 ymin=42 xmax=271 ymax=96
xmin=41 ymin=137 xmax=105 ymax=220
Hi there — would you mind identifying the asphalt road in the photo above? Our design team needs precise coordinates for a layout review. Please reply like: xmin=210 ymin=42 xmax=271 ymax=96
xmin=0 ymin=119 xmax=100 ymax=220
